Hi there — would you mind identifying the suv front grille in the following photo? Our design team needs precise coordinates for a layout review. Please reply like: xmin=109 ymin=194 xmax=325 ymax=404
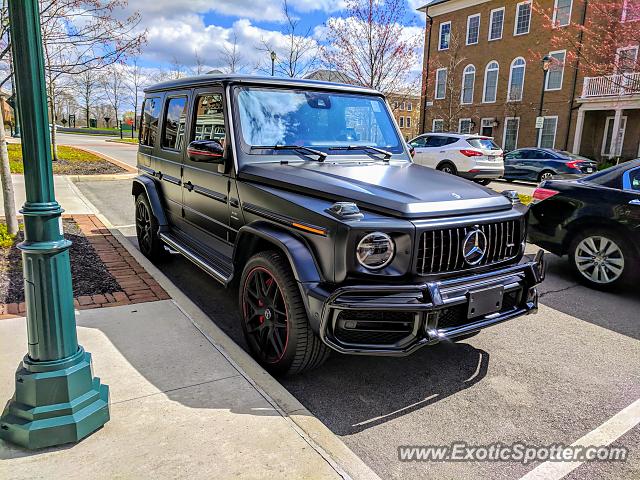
xmin=416 ymin=219 xmax=521 ymax=275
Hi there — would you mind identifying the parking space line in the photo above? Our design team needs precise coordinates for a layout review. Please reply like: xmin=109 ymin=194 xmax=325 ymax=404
xmin=520 ymin=398 xmax=640 ymax=480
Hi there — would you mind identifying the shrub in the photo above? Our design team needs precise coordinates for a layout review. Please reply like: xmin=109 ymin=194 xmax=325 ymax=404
xmin=0 ymin=223 xmax=16 ymax=248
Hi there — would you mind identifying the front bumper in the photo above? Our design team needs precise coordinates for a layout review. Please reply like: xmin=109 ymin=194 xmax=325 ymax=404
xmin=316 ymin=251 xmax=545 ymax=355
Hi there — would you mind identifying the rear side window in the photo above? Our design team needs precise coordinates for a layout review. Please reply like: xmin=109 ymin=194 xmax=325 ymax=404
xmin=425 ymin=136 xmax=450 ymax=147
xmin=467 ymin=138 xmax=500 ymax=150
xmin=139 ymin=97 xmax=161 ymax=147
xmin=162 ymin=97 xmax=188 ymax=150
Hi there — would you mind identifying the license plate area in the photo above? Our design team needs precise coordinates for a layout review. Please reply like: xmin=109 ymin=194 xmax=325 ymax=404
xmin=467 ymin=285 xmax=504 ymax=318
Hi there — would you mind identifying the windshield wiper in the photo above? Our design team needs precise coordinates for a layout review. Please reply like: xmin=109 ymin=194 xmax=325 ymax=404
xmin=251 ymin=144 xmax=327 ymax=162
xmin=329 ymin=145 xmax=392 ymax=161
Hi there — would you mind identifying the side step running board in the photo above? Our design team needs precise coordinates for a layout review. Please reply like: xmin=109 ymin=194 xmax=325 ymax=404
xmin=159 ymin=232 xmax=232 ymax=286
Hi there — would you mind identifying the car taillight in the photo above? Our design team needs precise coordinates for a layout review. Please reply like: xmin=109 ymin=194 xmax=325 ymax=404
xmin=566 ymin=160 xmax=583 ymax=169
xmin=532 ymin=187 xmax=560 ymax=203
xmin=460 ymin=149 xmax=483 ymax=157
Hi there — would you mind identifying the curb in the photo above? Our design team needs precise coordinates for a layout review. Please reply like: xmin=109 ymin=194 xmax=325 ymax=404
xmin=62 ymin=145 xmax=138 ymax=173
xmin=97 ymin=219 xmax=381 ymax=480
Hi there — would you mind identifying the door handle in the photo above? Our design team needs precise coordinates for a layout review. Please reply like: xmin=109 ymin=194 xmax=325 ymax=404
xmin=184 ymin=181 xmax=194 ymax=192
xmin=629 ymin=199 xmax=640 ymax=206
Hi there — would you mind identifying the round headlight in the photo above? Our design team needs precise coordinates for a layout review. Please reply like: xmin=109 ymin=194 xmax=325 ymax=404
xmin=356 ymin=232 xmax=395 ymax=270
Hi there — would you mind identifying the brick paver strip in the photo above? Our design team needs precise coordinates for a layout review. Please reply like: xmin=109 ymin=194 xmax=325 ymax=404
xmin=1 ymin=214 xmax=170 ymax=319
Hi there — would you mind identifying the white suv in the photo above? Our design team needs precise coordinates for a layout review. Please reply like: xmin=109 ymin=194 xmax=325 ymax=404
xmin=408 ymin=133 xmax=504 ymax=185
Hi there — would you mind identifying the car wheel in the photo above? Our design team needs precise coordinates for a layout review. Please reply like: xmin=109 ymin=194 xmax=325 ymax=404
xmin=474 ymin=179 xmax=491 ymax=186
xmin=135 ymin=194 xmax=166 ymax=262
xmin=239 ymin=251 xmax=330 ymax=375
xmin=568 ymin=229 xmax=632 ymax=290
xmin=538 ymin=170 xmax=554 ymax=183
xmin=437 ymin=162 xmax=457 ymax=175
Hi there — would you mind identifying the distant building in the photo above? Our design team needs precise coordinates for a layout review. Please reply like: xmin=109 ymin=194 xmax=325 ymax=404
xmin=305 ymin=70 xmax=421 ymax=140
xmin=418 ymin=0 xmax=640 ymax=162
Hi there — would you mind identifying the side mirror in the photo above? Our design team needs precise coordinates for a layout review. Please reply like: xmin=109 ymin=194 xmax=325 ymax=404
xmin=187 ymin=139 xmax=224 ymax=163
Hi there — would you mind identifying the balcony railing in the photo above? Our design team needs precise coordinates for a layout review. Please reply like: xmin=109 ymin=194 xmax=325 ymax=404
xmin=581 ymin=72 xmax=640 ymax=98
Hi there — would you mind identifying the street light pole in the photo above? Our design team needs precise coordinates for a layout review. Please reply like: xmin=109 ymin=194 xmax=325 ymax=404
xmin=537 ymin=55 xmax=552 ymax=147
xmin=0 ymin=0 xmax=109 ymax=450
xmin=270 ymin=51 xmax=276 ymax=77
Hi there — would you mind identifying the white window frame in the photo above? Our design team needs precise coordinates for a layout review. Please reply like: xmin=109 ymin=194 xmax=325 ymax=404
xmin=435 ymin=67 xmax=447 ymax=100
xmin=622 ymin=0 xmax=640 ymax=22
xmin=432 ymin=118 xmax=444 ymax=132
xmin=480 ymin=118 xmax=494 ymax=136
xmin=439 ymin=21 xmax=451 ymax=50
xmin=466 ymin=13 xmax=481 ymax=45
xmin=502 ymin=117 xmax=520 ymax=151
xmin=602 ymin=116 xmax=628 ymax=157
xmin=507 ymin=57 xmax=527 ymax=102
xmin=407 ymin=102 xmax=413 ymax=111
xmin=488 ymin=7 xmax=505 ymax=41
xmin=537 ymin=115 xmax=559 ymax=148
xmin=615 ymin=45 xmax=639 ymax=72
xmin=482 ymin=61 xmax=499 ymax=103
xmin=514 ymin=1 xmax=532 ymax=36
xmin=459 ymin=118 xmax=473 ymax=134
xmin=545 ymin=50 xmax=566 ymax=91
xmin=461 ymin=64 xmax=476 ymax=105
xmin=406 ymin=116 xmax=411 ymax=128
xmin=399 ymin=116 xmax=404 ymax=128
xmin=552 ymin=0 xmax=573 ymax=27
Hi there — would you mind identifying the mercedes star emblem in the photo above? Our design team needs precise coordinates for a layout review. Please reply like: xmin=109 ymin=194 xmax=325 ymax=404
xmin=462 ymin=228 xmax=487 ymax=265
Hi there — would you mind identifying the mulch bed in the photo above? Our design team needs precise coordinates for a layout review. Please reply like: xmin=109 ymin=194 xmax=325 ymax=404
xmin=0 ymin=215 xmax=170 ymax=317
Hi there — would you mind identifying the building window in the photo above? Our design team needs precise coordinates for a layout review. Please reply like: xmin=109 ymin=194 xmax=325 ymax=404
xmin=616 ymin=46 xmax=639 ymax=72
xmin=399 ymin=116 xmax=404 ymax=128
xmin=406 ymin=117 xmax=411 ymax=128
xmin=545 ymin=50 xmax=566 ymax=90
xmin=489 ymin=7 xmax=504 ymax=41
xmin=602 ymin=116 xmax=628 ymax=157
xmin=435 ymin=68 xmax=447 ymax=99
xmin=432 ymin=119 xmax=444 ymax=132
xmin=514 ymin=2 xmax=531 ymax=36
xmin=483 ymin=61 xmax=499 ymax=103
xmin=538 ymin=116 xmax=558 ymax=148
xmin=439 ymin=22 xmax=451 ymax=50
xmin=503 ymin=117 xmax=520 ymax=151
xmin=400 ymin=102 xmax=405 ymax=110
xmin=553 ymin=0 xmax=573 ymax=27
xmin=508 ymin=57 xmax=526 ymax=101
xmin=459 ymin=118 xmax=472 ymax=134
xmin=461 ymin=65 xmax=476 ymax=104
xmin=466 ymin=14 xmax=480 ymax=45
xmin=407 ymin=102 xmax=413 ymax=111
xmin=622 ymin=0 xmax=640 ymax=22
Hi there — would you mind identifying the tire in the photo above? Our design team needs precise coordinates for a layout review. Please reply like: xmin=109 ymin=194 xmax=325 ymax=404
xmin=474 ymin=179 xmax=492 ymax=186
xmin=239 ymin=251 xmax=330 ymax=375
xmin=135 ymin=194 xmax=166 ymax=262
xmin=568 ymin=228 xmax=633 ymax=290
xmin=538 ymin=170 xmax=554 ymax=183
xmin=437 ymin=162 xmax=457 ymax=175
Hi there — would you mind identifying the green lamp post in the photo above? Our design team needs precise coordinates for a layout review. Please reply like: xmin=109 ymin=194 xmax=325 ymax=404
xmin=0 ymin=0 xmax=109 ymax=449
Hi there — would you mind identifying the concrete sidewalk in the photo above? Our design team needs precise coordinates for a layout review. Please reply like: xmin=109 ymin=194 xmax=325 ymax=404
xmin=0 ymin=301 xmax=349 ymax=479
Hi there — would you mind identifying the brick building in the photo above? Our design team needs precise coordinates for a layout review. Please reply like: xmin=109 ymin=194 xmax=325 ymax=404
xmin=388 ymin=94 xmax=421 ymax=140
xmin=418 ymin=0 xmax=640 ymax=162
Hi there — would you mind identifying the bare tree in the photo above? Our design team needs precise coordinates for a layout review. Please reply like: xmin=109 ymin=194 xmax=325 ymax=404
xmin=73 ymin=69 xmax=99 ymax=127
xmin=193 ymin=49 xmax=206 ymax=75
xmin=219 ymin=32 xmax=245 ymax=74
xmin=126 ymin=57 xmax=145 ymax=130
xmin=323 ymin=0 xmax=422 ymax=95
xmin=259 ymin=0 xmax=319 ymax=77
xmin=101 ymin=65 xmax=126 ymax=127
xmin=169 ymin=56 xmax=186 ymax=80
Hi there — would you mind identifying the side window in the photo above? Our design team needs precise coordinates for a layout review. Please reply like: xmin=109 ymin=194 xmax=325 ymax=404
xmin=424 ymin=136 xmax=440 ymax=147
xmin=193 ymin=93 xmax=226 ymax=144
xmin=162 ymin=96 xmax=188 ymax=151
xmin=624 ymin=168 xmax=640 ymax=192
xmin=410 ymin=137 xmax=426 ymax=147
xmin=139 ymin=97 xmax=161 ymax=147
xmin=444 ymin=137 xmax=459 ymax=146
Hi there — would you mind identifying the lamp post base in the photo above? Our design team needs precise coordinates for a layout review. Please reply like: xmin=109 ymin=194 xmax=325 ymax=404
xmin=0 ymin=347 xmax=109 ymax=450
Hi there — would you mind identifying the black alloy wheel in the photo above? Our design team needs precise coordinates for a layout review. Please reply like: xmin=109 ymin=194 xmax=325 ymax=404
xmin=135 ymin=194 xmax=166 ymax=261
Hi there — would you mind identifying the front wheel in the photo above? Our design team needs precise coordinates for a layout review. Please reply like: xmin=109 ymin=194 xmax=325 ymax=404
xmin=568 ymin=229 xmax=632 ymax=290
xmin=239 ymin=251 xmax=330 ymax=375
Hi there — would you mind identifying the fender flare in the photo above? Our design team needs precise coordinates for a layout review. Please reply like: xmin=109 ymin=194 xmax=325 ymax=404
xmin=234 ymin=222 xmax=322 ymax=284
xmin=132 ymin=175 xmax=168 ymax=228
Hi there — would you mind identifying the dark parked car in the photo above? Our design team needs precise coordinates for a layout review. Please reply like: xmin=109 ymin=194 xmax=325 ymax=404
xmin=132 ymin=74 xmax=544 ymax=374
xmin=503 ymin=148 xmax=597 ymax=183
xmin=528 ymin=159 xmax=640 ymax=289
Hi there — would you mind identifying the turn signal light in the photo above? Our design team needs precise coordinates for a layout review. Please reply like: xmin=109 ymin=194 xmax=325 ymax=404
xmin=532 ymin=187 xmax=560 ymax=203
xmin=459 ymin=149 xmax=483 ymax=157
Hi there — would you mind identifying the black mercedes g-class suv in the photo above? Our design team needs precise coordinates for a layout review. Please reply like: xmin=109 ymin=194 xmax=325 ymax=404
xmin=133 ymin=74 xmax=545 ymax=374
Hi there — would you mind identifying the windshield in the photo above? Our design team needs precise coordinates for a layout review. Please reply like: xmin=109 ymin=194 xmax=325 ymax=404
xmin=234 ymin=86 xmax=404 ymax=161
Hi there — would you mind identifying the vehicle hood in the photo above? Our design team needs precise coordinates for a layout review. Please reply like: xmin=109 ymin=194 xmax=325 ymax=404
xmin=238 ymin=161 xmax=513 ymax=219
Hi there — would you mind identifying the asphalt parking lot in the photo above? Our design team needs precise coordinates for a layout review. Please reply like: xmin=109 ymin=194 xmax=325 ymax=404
xmin=76 ymin=178 xmax=639 ymax=479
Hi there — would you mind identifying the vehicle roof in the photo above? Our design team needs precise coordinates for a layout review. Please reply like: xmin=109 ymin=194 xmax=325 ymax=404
xmin=143 ymin=73 xmax=382 ymax=95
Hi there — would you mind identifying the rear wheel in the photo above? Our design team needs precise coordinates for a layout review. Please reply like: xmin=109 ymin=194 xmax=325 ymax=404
xmin=135 ymin=194 xmax=166 ymax=262
xmin=538 ymin=170 xmax=554 ymax=183
xmin=568 ymin=229 xmax=632 ymax=290
xmin=437 ymin=162 xmax=457 ymax=175
xmin=239 ymin=251 xmax=330 ymax=375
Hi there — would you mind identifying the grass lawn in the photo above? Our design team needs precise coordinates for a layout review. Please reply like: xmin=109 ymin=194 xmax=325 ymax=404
xmin=8 ymin=144 xmax=125 ymax=175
